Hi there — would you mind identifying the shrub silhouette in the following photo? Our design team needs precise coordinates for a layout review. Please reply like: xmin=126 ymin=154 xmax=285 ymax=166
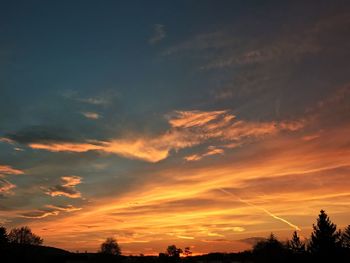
xmin=8 ymin=226 xmax=43 ymax=245
xmin=100 ymin=237 xmax=121 ymax=255
xmin=252 ymin=233 xmax=287 ymax=262
xmin=166 ymin=245 xmax=182 ymax=258
xmin=183 ymin=246 xmax=192 ymax=256
xmin=0 ymin=226 xmax=8 ymax=244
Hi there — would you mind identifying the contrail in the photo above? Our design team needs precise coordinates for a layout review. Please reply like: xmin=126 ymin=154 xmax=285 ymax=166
xmin=218 ymin=188 xmax=301 ymax=231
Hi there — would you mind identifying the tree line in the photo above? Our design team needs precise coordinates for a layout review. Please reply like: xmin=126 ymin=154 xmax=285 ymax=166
xmin=1 ymin=209 xmax=350 ymax=262
xmin=98 ymin=210 xmax=350 ymax=262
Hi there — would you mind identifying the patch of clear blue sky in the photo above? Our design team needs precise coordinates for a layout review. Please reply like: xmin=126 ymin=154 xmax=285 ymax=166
xmin=1 ymin=0 xmax=349 ymax=132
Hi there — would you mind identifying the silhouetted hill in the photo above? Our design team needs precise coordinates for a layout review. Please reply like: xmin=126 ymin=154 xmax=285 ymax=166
xmin=0 ymin=243 xmax=71 ymax=263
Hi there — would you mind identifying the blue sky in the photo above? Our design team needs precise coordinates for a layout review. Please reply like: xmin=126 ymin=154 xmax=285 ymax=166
xmin=1 ymin=0 xmax=350 ymax=255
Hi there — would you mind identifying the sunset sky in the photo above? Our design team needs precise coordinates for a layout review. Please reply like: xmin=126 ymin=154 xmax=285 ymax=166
xmin=1 ymin=0 xmax=350 ymax=255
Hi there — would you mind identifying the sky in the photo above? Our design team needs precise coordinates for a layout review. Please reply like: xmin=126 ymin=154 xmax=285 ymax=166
xmin=1 ymin=0 xmax=350 ymax=255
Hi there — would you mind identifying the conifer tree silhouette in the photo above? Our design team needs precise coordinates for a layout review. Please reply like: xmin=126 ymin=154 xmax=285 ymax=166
xmin=308 ymin=210 xmax=340 ymax=255
xmin=0 ymin=226 xmax=8 ymax=244
xmin=341 ymin=225 xmax=350 ymax=249
xmin=287 ymin=231 xmax=305 ymax=253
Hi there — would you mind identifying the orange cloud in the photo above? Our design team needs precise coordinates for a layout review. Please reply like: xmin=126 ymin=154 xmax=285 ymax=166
xmin=29 ymin=142 xmax=103 ymax=152
xmin=24 ymin=119 xmax=350 ymax=254
xmin=185 ymin=146 xmax=224 ymax=161
xmin=0 ymin=165 xmax=24 ymax=175
xmin=168 ymin=110 xmax=229 ymax=128
xmin=27 ymin=110 xmax=303 ymax=163
xmin=61 ymin=176 xmax=82 ymax=187
xmin=0 ymin=178 xmax=16 ymax=196
xmin=81 ymin=112 xmax=100 ymax=120
xmin=46 ymin=176 xmax=82 ymax=198
xmin=21 ymin=205 xmax=82 ymax=219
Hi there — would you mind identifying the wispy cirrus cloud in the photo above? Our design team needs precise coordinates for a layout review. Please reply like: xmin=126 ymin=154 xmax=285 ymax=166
xmin=25 ymin=116 xmax=350 ymax=253
xmin=0 ymin=137 xmax=15 ymax=144
xmin=24 ymin=110 xmax=303 ymax=162
xmin=185 ymin=146 xmax=224 ymax=161
xmin=63 ymin=89 xmax=119 ymax=106
xmin=21 ymin=204 xmax=81 ymax=219
xmin=0 ymin=165 xmax=22 ymax=197
xmin=78 ymin=97 xmax=110 ymax=105
xmin=81 ymin=112 xmax=100 ymax=120
xmin=163 ymin=13 xmax=344 ymax=71
xmin=0 ymin=178 xmax=16 ymax=196
xmin=149 ymin=24 xmax=166 ymax=45
xmin=0 ymin=165 xmax=24 ymax=175
xmin=168 ymin=110 xmax=229 ymax=128
xmin=46 ymin=176 xmax=82 ymax=199
xmin=162 ymin=31 xmax=237 ymax=55
xmin=12 ymin=110 xmax=304 ymax=163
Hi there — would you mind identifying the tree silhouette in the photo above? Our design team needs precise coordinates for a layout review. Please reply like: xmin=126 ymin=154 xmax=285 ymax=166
xmin=341 ymin=225 xmax=350 ymax=249
xmin=183 ymin=246 xmax=192 ymax=256
xmin=253 ymin=233 xmax=285 ymax=252
xmin=0 ymin=226 xmax=8 ymax=244
xmin=100 ymin=237 xmax=121 ymax=256
xmin=252 ymin=233 xmax=287 ymax=262
xmin=8 ymin=226 xmax=43 ymax=245
xmin=308 ymin=210 xmax=340 ymax=255
xmin=166 ymin=245 xmax=182 ymax=258
xmin=287 ymin=231 xmax=305 ymax=253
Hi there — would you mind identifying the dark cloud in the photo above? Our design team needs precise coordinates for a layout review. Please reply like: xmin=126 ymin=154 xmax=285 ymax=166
xmin=4 ymin=126 xmax=79 ymax=145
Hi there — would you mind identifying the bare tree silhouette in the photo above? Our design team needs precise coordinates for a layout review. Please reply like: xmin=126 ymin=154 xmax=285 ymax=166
xmin=183 ymin=246 xmax=192 ymax=256
xmin=8 ymin=226 xmax=43 ymax=245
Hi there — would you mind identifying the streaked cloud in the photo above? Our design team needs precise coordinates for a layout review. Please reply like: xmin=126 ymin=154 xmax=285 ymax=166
xmin=185 ymin=146 xmax=224 ymax=161
xmin=21 ymin=204 xmax=82 ymax=219
xmin=0 ymin=179 xmax=16 ymax=196
xmin=27 ymin=118 xmax=350 ymax=252
xmin=0 ymin=137 xmax=15 ymax=144
xmin=168 ymin=110 xmax=229 ymax=128
xmin=78 ymin=97 xmax=110 ymax=105
xmin=24 ymin=110 xmax=303 ymax=162
xmin=163 ymin=31 xmax=236 ymax=55
xmin=0 ymin=165 xmax=24 ymax=175
xmin=46 ymin=176 xmax=82 ymax=198
xmin=64 ymin=89 xmax=119 ymax=106
xmin=29 ymin=142 xmax=103 ymax=153
xmin=163 ymin=14 xmax=343 ymax=71
xmin=81 ymin=112 xmax=100 ymax=120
